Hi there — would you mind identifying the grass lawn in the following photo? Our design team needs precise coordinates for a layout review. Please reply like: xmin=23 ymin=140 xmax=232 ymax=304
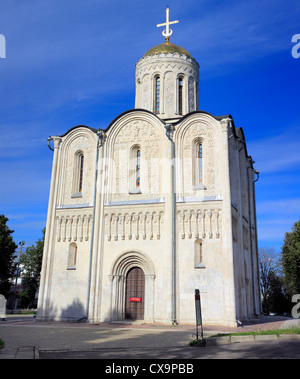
xmin=211 ymin=328 xmax=300 ymax=337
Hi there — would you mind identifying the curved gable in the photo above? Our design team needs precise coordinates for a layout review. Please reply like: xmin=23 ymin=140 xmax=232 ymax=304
xmin=174 ymin=112 xmax=224 ymax=198
xmin=104 ymin=109 xmax=167 ymax=204
xmin=58 ymin=126 xmax=98 ymax=206
xmin=105 ymin=109 xmax=166 ymax=145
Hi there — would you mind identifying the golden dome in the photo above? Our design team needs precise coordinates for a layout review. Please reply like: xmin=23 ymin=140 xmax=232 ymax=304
xmin=144 ymin=42 xmax=192 ymax=58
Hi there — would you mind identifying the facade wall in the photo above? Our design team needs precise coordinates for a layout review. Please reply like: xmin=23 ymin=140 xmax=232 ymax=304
xmin=37 ymin=128 xmax=98 ymax=321
xmin=37 ymin=53 xmax=260 ymax=327
xmin=229 ymin=128 xmax=261 ymax=322
xmin=38 ymin=112 xmax=247 ymax=326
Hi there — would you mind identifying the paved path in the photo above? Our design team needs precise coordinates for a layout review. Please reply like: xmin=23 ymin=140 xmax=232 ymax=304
xmin=39 ymin=339 xmax=300 ymax=359
xmin=0 ymin=315 xmax=299 ymax=359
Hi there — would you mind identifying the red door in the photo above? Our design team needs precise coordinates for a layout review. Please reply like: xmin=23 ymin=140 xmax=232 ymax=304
xmin=125 ymin=267 xmax=145 ymax=320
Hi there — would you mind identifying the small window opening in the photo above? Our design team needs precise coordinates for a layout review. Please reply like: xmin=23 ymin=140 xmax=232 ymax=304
xmin=136 ymin=149 xmax=141 ymax=187
xmin=198 ymin=143 xmax=203 ymax=184
xmin=178 ymin=76 xmax=183 ymax=115
xmin=129 ymin=146 xmax=142 ymax=194
xmin=67 ymin=243 xmax=77 ymax=269
xmin=79 ymin=154 xmax=84 ymax=192
xmin=199 ymin=241 xmax=203 ymax=264
xmin=155 ymin=76 xmax=160 ymax=114
xmin=195 ymin=239 xmax=205 ymax=268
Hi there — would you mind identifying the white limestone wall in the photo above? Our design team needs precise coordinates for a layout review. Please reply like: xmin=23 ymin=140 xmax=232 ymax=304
xmin=38 ymin=109 xmax=258 ymax=326
xmin=37 ymin=127 xmax=98 ymax=321
xmin=229 ymin=129 xmax=261 ymax=321
xmin=177 ymin=235 xmax=225 ymax=325
xmin=46 ymin=236 xmax=91 ymax=320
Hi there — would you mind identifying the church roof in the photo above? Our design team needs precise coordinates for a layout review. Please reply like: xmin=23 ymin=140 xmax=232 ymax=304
xmin=143 ymin=42 xmax=192 ymax=58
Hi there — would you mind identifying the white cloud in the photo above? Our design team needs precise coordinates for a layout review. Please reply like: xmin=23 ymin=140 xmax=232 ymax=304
xmin=257 ymin=199 xmax=300 ymax=214
xmin=256 ymin=198 xmax=300 ymax=249
xmin=257 ymin=217 xmax=294 ymax=250
xmin=0 ymin=126 xmax=46 ymax=157
xmin=247 ymin=129 xmax=300 ymax=174
xmin=182 ymin=0 xmax=300 ymax=71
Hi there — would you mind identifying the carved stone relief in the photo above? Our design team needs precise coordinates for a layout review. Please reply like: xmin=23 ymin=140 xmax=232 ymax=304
xmin=142 ymin=74 xmax=151 ymax=110
xmin=188 ymin=76 xmax=195 ymax=112
xmin=111 ymin=120 xmax=162 ymax=201
xmin=164 ymin=71 xmax=175 ymax=115
xmin=56 ymin=213 xmax=92 ymax=242
xmin=177 ymin=208 xmax=222 ymax=239
xmin=182 ymin=122 xmax=216 ymax=194
xmin=104 ymin=209 xmax=164 ymax=241
xmin=61 ymin=133 xmax=95 ymax=205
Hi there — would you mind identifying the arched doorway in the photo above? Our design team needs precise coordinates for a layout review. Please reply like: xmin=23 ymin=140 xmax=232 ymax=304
xmin=109 ymin=251 xmax=155 ymax=322
xmin=125 ymin=267 xmax=145 ymax=320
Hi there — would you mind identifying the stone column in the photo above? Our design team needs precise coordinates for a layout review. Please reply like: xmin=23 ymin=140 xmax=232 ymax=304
xmin=86 ymin=131 xmax=106 ymax=323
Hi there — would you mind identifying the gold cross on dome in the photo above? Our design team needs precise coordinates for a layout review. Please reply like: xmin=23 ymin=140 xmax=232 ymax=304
xmin=157 ymin=6 xmax=179 ymax=42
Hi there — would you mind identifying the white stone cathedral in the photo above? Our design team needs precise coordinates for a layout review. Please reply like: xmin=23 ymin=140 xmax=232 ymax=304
xmin=37 ymin=8 xmax=261 ymax=326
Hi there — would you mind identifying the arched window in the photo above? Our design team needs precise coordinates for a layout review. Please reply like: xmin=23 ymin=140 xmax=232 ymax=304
xmin=178 ymin=76 xmax=184 ymax=115
xmin=72 ymin=151 xmax=84 ymax=196
xmin=79 ymin=154 xmax=84 ymax=192
xmin=136 ymin=149 xmax=141 ymax=187
xmin=154 ymin=76 xmax=160 ymax=114
xmin=197 ymin=142 xmax=203 ymax=184
xmin=129 ymin=145 xmax=142 ymax=193
xmin=194 ymin=239 xmax=205 ymax=268
xmin=67 ymin=242 xmax=77 ymax=269
xmin=193 ymin=140 xmax=205 ymax=189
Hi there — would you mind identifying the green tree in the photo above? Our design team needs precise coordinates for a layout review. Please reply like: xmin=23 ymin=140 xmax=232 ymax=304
xmin=19 ymin=228 xmax=45 ymax=307
xmin=281 ymin=220 xmax=300 ymax=297
xmin=267 ymin=270 xmax=290 ymax=314
xmin=259 ymin=247 xmax=279 ymax=314
xmin=0 ymin=215 xmax=17 ymax=298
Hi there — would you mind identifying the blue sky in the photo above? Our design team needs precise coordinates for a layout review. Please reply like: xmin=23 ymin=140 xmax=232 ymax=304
xmin=0 ymin=0 xmax=299 ymax=254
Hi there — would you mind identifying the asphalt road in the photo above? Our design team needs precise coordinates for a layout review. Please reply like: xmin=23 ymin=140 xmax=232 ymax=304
xmin=1 ymin=315 xmax=300 ymax=360
xmin=39 ymin=339 xmax=300 ymax=359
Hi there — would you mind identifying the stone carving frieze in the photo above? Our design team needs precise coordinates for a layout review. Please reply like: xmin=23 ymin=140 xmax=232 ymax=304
xmin=177 ymin=207 xmax=222 ymax=239
xmin=55 ymin=213 xmax=92 ymax=243
xmin=104 ymin=209 xmax=164 ymax=241
xmin=136 ymin=53 xmax=199 ymax=80
xmin=114 ymin=120 xmax=160 ymax=148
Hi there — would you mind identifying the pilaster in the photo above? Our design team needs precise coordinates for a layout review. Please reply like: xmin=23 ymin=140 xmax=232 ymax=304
xmin=37 ymin=136 xmax=62 ymax=320
xmin=220 ymin=118 xmax=237 ymax=325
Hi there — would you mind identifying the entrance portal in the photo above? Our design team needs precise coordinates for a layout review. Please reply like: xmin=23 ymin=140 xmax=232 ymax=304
xmin=125 ymin=267 xmax=145 ymax=320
